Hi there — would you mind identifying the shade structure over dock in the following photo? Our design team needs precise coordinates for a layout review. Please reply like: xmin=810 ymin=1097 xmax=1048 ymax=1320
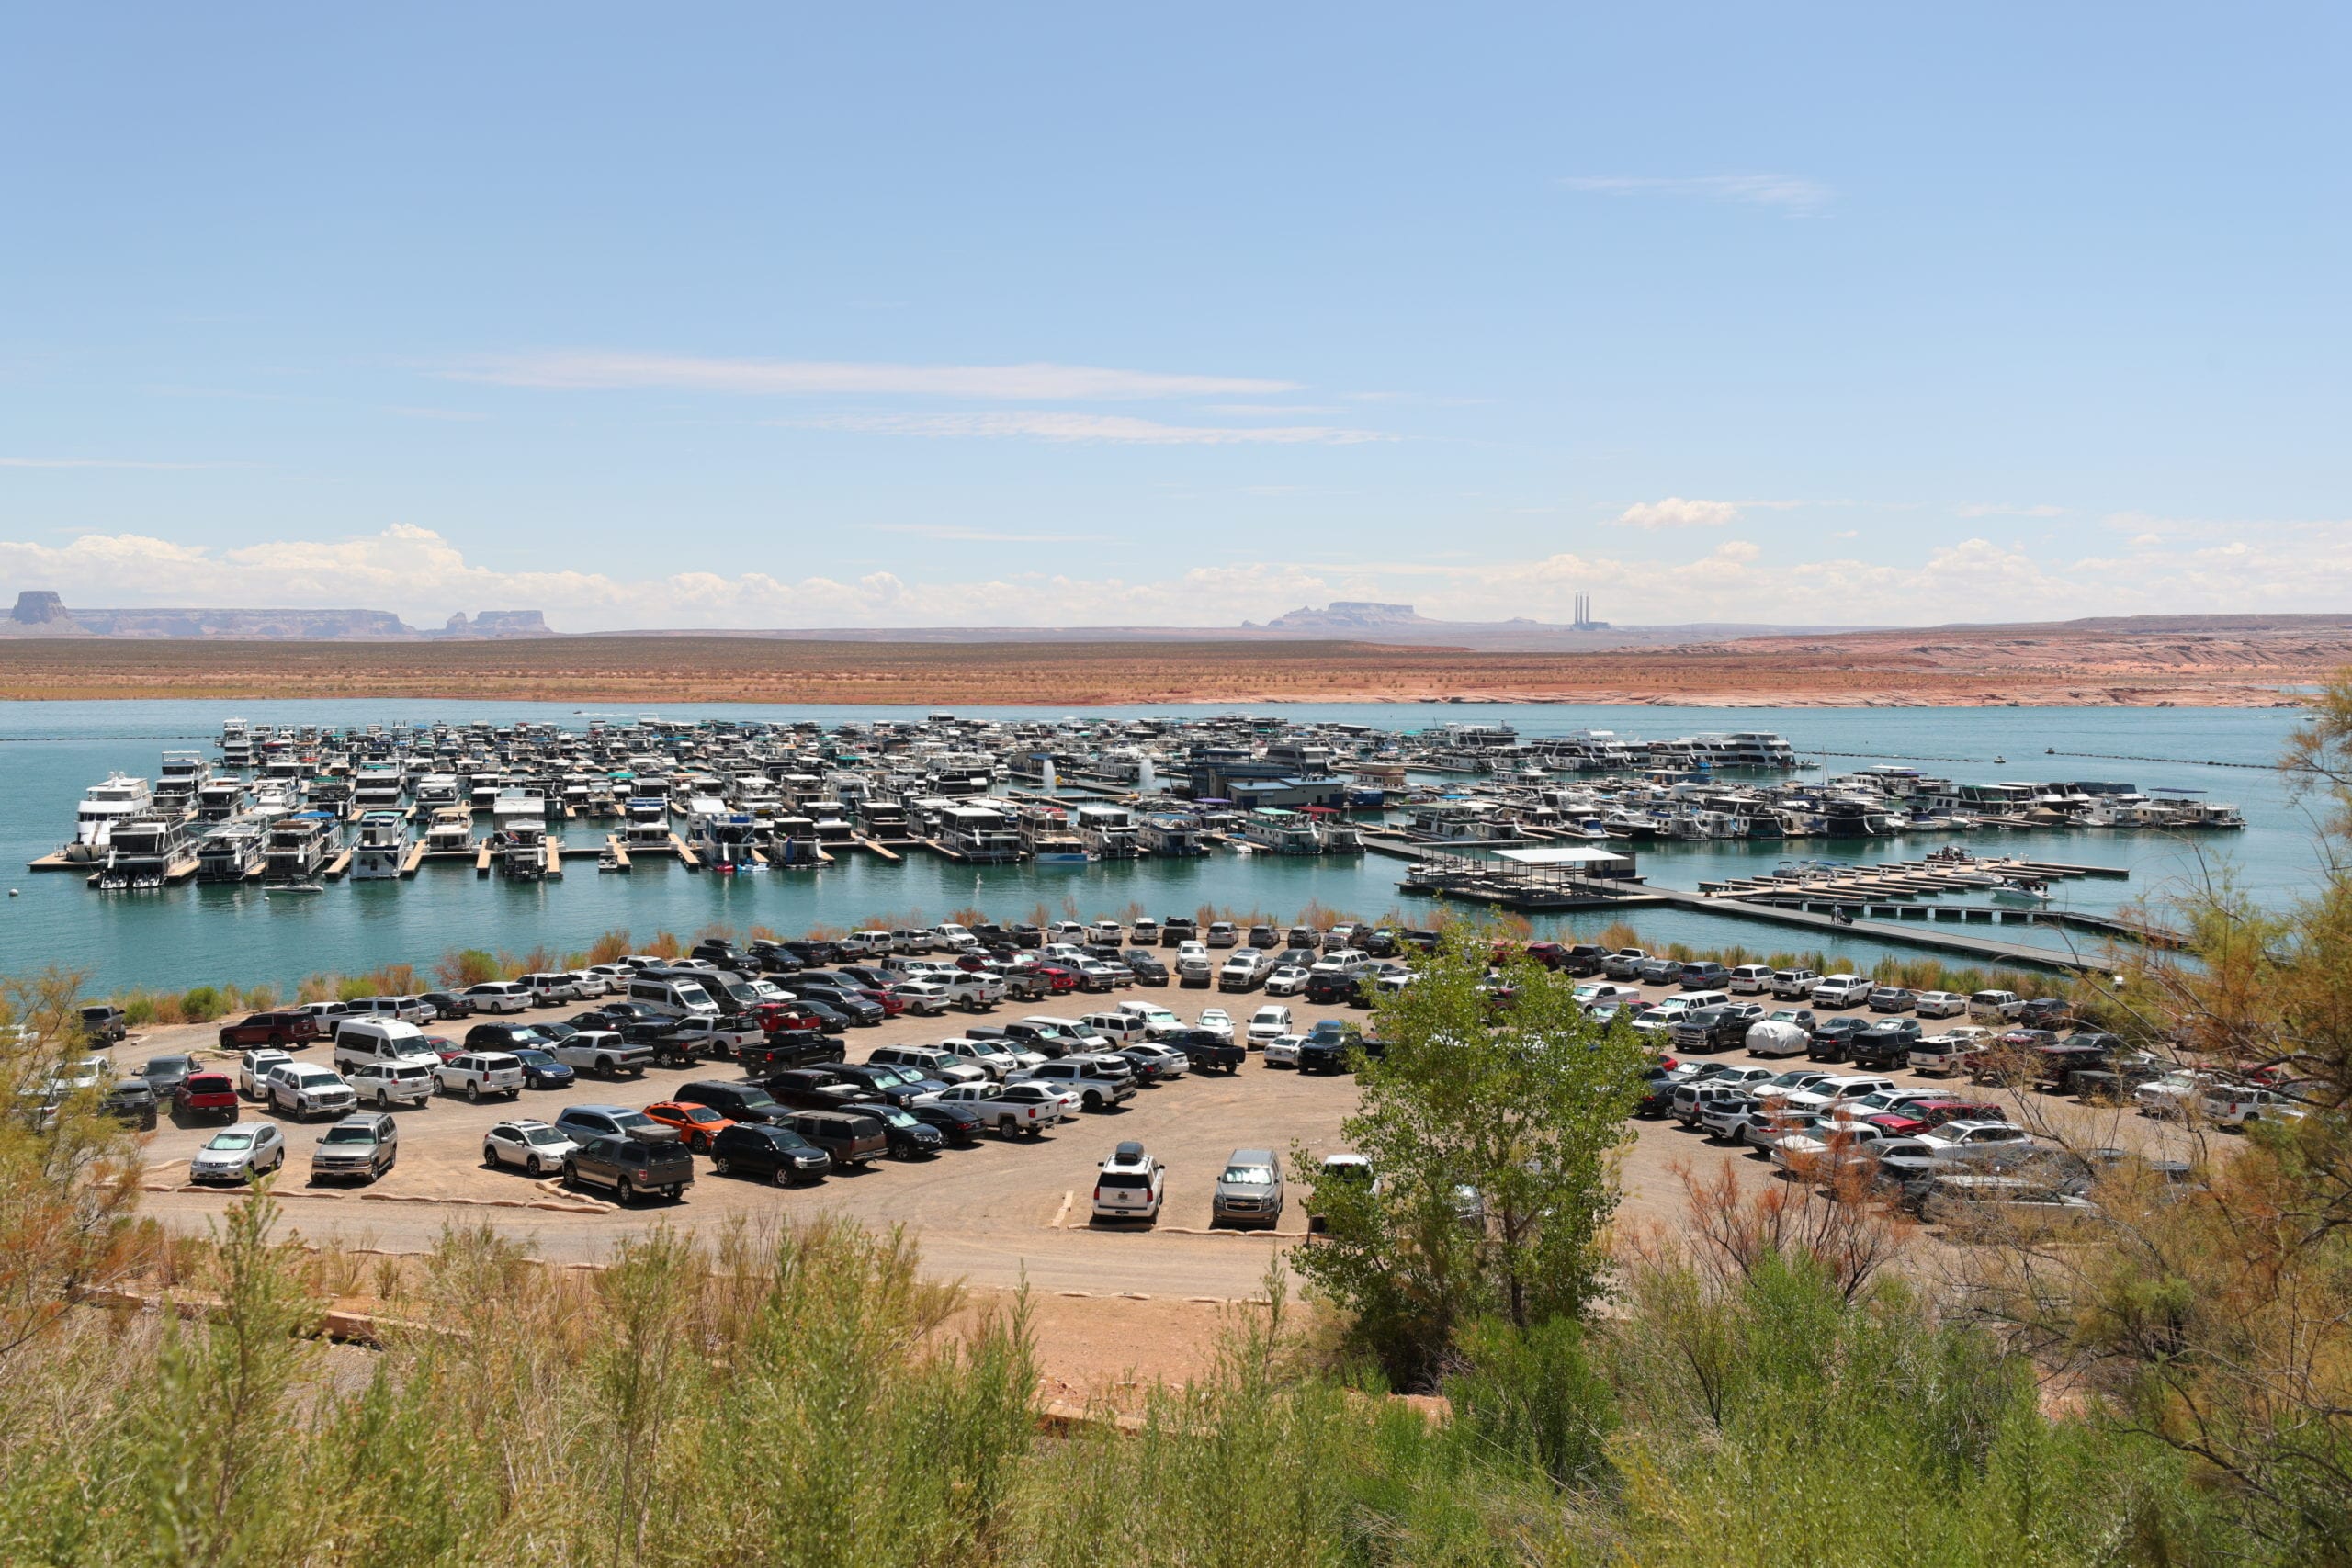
xmin=1492 ymin=845 xmax=1641 ymax=880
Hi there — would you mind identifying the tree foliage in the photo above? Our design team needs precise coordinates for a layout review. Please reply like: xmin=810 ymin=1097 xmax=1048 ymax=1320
xmin=1291 ymin=931 xmax=1645 ymax=1383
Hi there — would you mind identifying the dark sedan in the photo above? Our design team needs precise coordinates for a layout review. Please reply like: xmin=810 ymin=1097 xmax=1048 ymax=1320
xmin=507 ymin=1048 xmax=576 ymax=1089
xmin=904 ymin=1099 xmax=986 ymax=1146
xmin=1123 ymin=951 xmax=1170 ymax=985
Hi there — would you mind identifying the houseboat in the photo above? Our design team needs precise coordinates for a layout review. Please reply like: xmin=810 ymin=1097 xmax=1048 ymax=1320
xmin=350 ymin=810 xmax=413 ymax=880
xmin=195 ymin=818 xmax=266 ymax=883
xmin=1073 ymin=804 xmax=1140 ymax=859
xmin=1017 ymin=804 xmax=1091 ymax=864
xmin=940 ymin=804 xmax=1025 ymax=862
xmin=1233 ymin=807 xmax=1323 ymax=855
xmin=67 ymin=773 xmax=153 ymax=861
xmin=262 ymin=812 xmax=339 ymax=883
xmin=424 ymin=807 xmax=474 ymax=853
xmin=95 ymin=811 xmax=195 ymax=889
xmin=1138 ymin=812 xmax=1206 ymax=857
xmin=154 ymin=751 xmax=210 ymax=818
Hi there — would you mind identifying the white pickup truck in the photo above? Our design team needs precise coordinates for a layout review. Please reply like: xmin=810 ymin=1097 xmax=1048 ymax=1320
xmin=549 ymin=1030 xmax=656 ymax=1079
xmin=918 ymin=1080 xmax=1072 ymax=1136
xmin=662 ymin=1013 xmax=766 ymax=1062
xmin=1810 ymin=974 xmax=1874 ymax=1009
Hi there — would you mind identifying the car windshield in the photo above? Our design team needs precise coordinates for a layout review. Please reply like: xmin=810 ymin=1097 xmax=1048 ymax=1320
xmin=514 ymin=1050 xmax=552 ymax=1066
xmin=523 ymin=1127 xmax=566 ymax=1145
xmin=206 ymin=1132 xmax=254 ymax=1150
xmin=868 ymin=1066 xmax=910 ymax=1087
xmin=322 ymin=1126 xmax=375 ymax=1145
xmin=877 ymin=1109 xmax=916 ymax=1128
xmin=296 ymin=1072 xmax=338 ymax=1088
xmin=677 ymin=1107 xmax=721 ymax=1123
xmin=1220 ymin=1166 xmax=1274 ymax=1185
xmin=610 ymin=1111 xmax=652 ymax=1130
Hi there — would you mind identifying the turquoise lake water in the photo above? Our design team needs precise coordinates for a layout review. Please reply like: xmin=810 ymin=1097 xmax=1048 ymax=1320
xmin=0 ymin=700 xmax=2320 ymax=993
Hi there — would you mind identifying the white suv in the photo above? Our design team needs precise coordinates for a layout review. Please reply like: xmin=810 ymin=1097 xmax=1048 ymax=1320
xmin=266 ymin=1063 xmax=358 ymax=1122
xmin=436 ymin=1051 xmax=526 ymax=1102
xmin=347 ymin=1058 xmax=435 ymax=1109
xmin=1091 ymin=1140 xmax=1165 ymax=1222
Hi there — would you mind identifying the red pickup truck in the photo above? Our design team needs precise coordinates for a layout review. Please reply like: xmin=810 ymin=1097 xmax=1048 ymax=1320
xmin=175 ymin=1072 xmax=241 ymax=1124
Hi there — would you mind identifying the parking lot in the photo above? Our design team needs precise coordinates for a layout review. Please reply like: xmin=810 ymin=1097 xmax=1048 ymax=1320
xmin=113 ymin=973 xmax=2207 ymax=1303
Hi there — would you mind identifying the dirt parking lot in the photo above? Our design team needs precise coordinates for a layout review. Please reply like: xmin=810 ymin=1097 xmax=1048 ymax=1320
xmin=115 ymin=980 xmax=2211 ymax=1317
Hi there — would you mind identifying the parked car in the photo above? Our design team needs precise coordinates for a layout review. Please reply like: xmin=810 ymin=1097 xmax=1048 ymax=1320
xmin=548 ymin=1030 xmax=654 ymax=1080
xmin=785 ymin=1108 xmax=890 ymax=1168
xmin=1866 ymin=987 xmax=1917 ymax=1014
xmin=218 ymin=1011 xmax=322 ymax=1050
xmin=139 ymin=1055 xmax=199 ymax=1099
xmin=173 ymin=1072 xmax=240 ymax=1124
xmin=1246 ymin=1005 xmax=1295 ymax=1044
xmin=1811 ymin=975 xmax=1874 ymax=1009
xmin=1212 ymin=1147 xmax=1285 ymax=1229
xmin=1914 ymin=990 xmax=1969 ymax=1019
xmin=433 ymin=1053 xmax=529 ymax=1104
xmin=310 ymin=1111 xmax=399 ymax=1184
xmin=419 ymin=991 xmax=476 ymax=1021
xmin=921 ymin=1080 xmax=1069 ymax=1136
xmin=1261 ymin=1033 xmax=1306 ymax=1068
xmin=1162 ymin=1027 xmax=1247 ymax=1075
xmin=564 ymin=1134 xmax=694 ymax=1203
xmin=640 ymin=1100 xmax=737 ymax=1152
xmin=265 ymin=1063 xmax=357 ymax=1122
xmin=481 ymin=1119 xmax=578 ymax=1175
xmin=461 ymin=981 xmax=534 ymax=1014
xmin=347 ymin=1058 xmax=437 ymax=1109
xmin=708 ymin=1122 xmax=832 ymax=1184
xmin=1091 ymin=1140 xmax=1166 ymax=1223
xmin=104 ymin=1076 xmax=159 ymax=1129
xmin=552 ymin=1104 xmax=682 ymax=1146
xmin=505 ymin=1047 xmax=575 ymax=1090
xmin=188 ymin=1122 xmax=287 ymax=1183
xmin=1770 ymin=969 xmax=1823 ymax=1000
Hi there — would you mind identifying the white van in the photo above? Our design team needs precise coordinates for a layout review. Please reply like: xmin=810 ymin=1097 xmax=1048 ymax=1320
xmin=626 ymin=976 xmax=720 ymax=1019
xmin=332 ymin=1019 xmax=438 ymax=1073
xmin=1968 ymin=989 xmax=2026 ymax=1021
xmin=1727 ymin=964 xmax=1775 ymax=996
xmin=841 ymin=930 xmax=894 ymax=956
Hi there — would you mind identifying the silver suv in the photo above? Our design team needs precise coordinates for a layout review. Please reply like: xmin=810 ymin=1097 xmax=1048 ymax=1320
xmin=1212 ymin=1147 xmax=1284 ymax=1229
xmin=310 ymin=1111 xmax=398 ymax=1184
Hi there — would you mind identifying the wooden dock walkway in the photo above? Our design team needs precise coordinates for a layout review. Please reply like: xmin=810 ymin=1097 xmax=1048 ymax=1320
xmin=853 ymin=835 xmax=902 ymax=863
xmin=670 ymin=833 xmax=700 ymax=870
xmin=399 ymin=840 xmax=426 ymax=877
xmin=322 ymin=849 xmax=354 ymax=880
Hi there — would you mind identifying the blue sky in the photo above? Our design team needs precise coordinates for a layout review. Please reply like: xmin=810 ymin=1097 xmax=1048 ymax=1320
xmin=4 ymin=4 xmax=2347 ymax=629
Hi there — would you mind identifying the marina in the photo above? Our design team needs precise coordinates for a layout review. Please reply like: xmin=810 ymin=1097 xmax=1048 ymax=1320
xmin=1 ymin=699 xmax=2309 ymax=993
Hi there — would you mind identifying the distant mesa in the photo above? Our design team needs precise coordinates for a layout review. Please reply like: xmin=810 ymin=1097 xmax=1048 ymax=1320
xmin=438 ymin=610 xmax=553 ymax=639
xmin=2 ymin=591 xmax=553 ymax=639
xmin=1256 ymin=601 xmax=1432 ymax=632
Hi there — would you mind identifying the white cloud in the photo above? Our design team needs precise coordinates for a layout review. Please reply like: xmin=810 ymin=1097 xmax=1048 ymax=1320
xmin=797 ymin=412 xmax=1393 ymax=446
xmin=1559 ymin=175 xmax=1833 ymax=215
xmin=444 ymin=352 xmax=1297 ymax=401
xmin=1957 ymin=502 xmax=2065 ymax=518
xmin=1617 ymin=496 xmax=1741 ymax=528
xmin=10 ymin=523 xmax=2352 ymax=633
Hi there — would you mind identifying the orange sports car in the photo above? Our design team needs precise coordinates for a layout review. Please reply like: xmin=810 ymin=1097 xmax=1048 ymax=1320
xmin=640 ymin=1100 xmax=736 ymax=1153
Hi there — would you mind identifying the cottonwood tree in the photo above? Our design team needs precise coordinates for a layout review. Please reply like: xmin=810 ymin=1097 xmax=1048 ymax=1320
xmin=1293 ymin=931 xmax=1645 ymax=1382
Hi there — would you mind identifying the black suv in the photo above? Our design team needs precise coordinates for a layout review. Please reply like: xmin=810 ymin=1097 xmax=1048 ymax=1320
xmin=1849 ymin=1020 xmax=1924 ymax=1070
xmin=468 ymin=1021 xmax=553 ymax=1053
xmin=104 ymin=1076 xmax=159 ymax=1129
xmin=1123 ymin=950 xmax=1170 ymax=985
xmin=675 ymin=1079 xmax=796 ymax=1125
xmin=709 ymin=1122 xmax=831 ymax=1185
xmin=1807 ymin=1018 xmax=1869 ymax=1062
xmin=1162 ymin=1028 xmax=1244 ymax=1075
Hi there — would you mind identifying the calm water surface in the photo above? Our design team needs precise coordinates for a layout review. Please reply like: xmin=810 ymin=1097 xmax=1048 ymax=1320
xmin=0 ymin=700 xmax=2319 ymax=993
